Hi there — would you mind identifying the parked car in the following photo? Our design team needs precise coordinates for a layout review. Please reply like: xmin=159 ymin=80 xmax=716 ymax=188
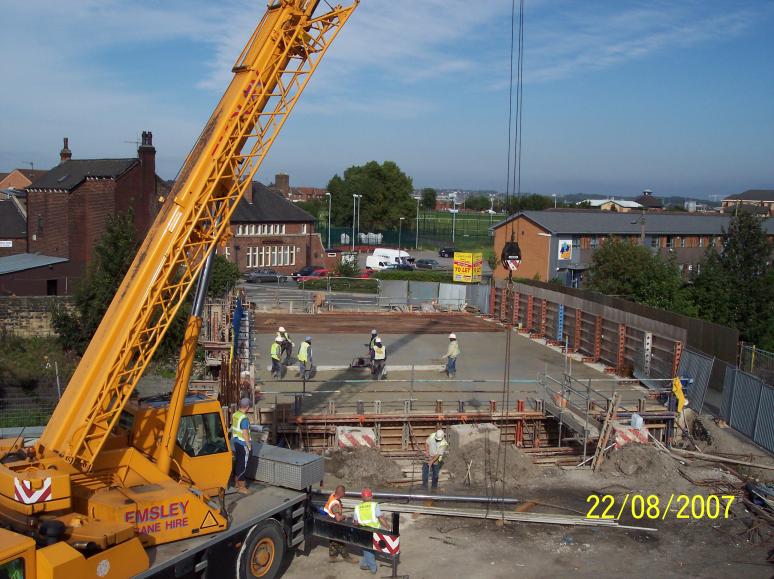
xmin=383 ymin=263 xmax=414 ymax=271
xmin=296 ymin=268 xmax=331 ymax=283
xmin=244 ymin=268 xmax=288 ymax=283
xmin=415 ymin=258 xmax=442 ymax=270
xmin=292 ymin=265 xmax=323 ymax=279
xmin=438 ymin=247 xmax=457 ymax=258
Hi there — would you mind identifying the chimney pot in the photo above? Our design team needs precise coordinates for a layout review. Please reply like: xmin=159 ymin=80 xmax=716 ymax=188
xmin=60 ymin=137 xmax=72 ymax=163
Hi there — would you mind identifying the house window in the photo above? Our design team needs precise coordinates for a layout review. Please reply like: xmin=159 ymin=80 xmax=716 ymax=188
xmin=237 ymin=224 xmax=244 ymax=236
xmin=572 ymin=238 xmax=580 ymax=249
xmin=589 ymin=236 xmax=598 ymax=249
xmin=680 ymin=237 xmax=686 ymax=248
xmin=246 ymin=247 xmax=260 ymax=268
xmin=699 ymin=237 xmax=704 ymax=248
xmin=650 ymin=237 xmax=659 ymax=248
xmin=259 ymin=246 xmax=296 ymax=267
xmin=302 ymin=224 xmax=307 ymax=234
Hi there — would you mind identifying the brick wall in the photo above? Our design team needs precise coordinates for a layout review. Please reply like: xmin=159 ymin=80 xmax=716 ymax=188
xmin=492 ymin=216 xmax=551 ymax=281
xmin=27 ymin=190 xmax=69 ymax=258
xmin=0 ymin=237 xmax=27 ymax=257
xmin=0 ymin=296 xmax=74 ymax=337
xmin=223 ymin=229 xmax=328 ymax=274
xmin=70 ymin=179 xmax=117 ymax=266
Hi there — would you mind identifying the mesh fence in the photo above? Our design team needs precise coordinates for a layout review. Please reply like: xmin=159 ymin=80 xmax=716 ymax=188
xmin=0 ymin=397 xmax=58 ymax=428
xmin=738 ymin=344 xmax=774 ymax=386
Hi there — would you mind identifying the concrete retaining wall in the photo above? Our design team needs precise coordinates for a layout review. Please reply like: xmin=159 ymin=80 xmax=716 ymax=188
xmin=0 ymin=296 xmax=73 ymax=337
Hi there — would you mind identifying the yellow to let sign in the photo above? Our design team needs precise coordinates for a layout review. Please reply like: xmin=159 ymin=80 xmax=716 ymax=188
xmin=453 ymin=252 xmax=483 ymax=283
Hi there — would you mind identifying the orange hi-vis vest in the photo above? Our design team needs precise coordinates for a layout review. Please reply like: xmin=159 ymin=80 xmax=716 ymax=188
xmin=323 ymin=493 xmax=341 ymax=518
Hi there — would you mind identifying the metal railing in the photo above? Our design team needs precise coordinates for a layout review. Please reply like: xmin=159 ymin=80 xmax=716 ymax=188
xmin=0 ymin=397 xmax=59 ymax=428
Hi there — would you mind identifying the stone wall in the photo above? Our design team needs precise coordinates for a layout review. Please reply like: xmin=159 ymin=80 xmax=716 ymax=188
xmin=0 ymin=296 xmax=73 ymax=337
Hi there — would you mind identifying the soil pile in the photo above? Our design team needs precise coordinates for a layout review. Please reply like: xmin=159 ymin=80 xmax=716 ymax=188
xmin=599 ymin=443 xmax=686 ymax=489
xmin=444 ymin=439 xmax=537 ymax=492
xmin=325 ymin=448 xmax=403 ymax=488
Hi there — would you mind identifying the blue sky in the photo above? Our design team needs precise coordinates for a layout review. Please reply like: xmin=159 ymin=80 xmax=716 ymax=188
xmin=1 ymin=0 xmax=772 ymax=198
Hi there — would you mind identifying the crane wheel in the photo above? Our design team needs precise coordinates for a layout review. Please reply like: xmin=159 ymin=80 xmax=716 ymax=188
xmin=237 ymin=519 xmax=286 ymax=579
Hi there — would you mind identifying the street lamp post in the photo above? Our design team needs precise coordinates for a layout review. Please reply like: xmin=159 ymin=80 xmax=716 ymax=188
xmin=398 ymin=217 xmax=405 ymax=252
xmin=414 ymin=196 xmax=421 ymax=250
xmin=351 ymin=194 xmax=357 ymax=251
xmin=450 ymin=207 xmax=459 ymax=244
xmin=552 ymin=194 xmax=558 ymax=208
xmin=325 ymin=192 xmax=331 ymax=250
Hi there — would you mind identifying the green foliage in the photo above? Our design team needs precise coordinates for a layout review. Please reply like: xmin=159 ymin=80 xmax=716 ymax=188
xmin=52 ymin=211 xmax=138 ymax=354
xmin=502 ymin=194 xmax=554 ymax=213
xmin=483 ymin=247 xmax=497 ymax=270
xmin=691 ymin=212 xmax=774 ymax=347
xmin=335 ymin=258 xmax=362 ymax=278
xmin=297 ymin=199 xmax=324 ymax=220
xmin=207 ymin=254 xmax=240 ymax=298
xmin=374 ymin=270 xmax=454 ymax=283
xmin=587 ymin=238 xmax=693 ymax=313
xmin=465 ymin=195 xmax=491 ymax=212
xmin=0 ymin=336 xmax=75 ymax=396
xmin=421 ymin=188 xmax=437 ymax=211
xmin=301 ymin=277 xmax=378 ymax=294
xmin=328 ymin=161 xmax=415 ymax=230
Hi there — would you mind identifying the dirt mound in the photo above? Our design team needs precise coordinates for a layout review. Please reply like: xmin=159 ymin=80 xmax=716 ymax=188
xmin=325 ymin=448 xmax=403 ymax=488
xmin=599 ymin=444 xmax=684 ymax=488
xmin=444 ymin=439 xmax=537 ymax=492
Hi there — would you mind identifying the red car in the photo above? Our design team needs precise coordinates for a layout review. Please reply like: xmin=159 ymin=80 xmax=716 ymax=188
xmin=295 ymin=268 xmax=330 ymax=283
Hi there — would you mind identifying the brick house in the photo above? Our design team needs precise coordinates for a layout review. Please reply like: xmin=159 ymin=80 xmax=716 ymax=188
xmin=491 ymin=210 xmax=774 ymax=287
xmin=0 ymin=193 xmax=27 ymax=257
xmin=0 ymin=168 xmax=48 ymax=190
xmin=0 ymin=133 xmax=168 ymax=295
xmin=220 ymin=181 xmax=333 ymax=274
xmin=270 ymin=173 xmax=328 ymax=202
xmin=721 ymin=189 xmax=774 ymax=216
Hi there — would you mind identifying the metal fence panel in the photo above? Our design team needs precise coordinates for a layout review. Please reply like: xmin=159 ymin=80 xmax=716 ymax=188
xmin=379 ymin=280 xmax=408 ymax=306
xmin=729 ymin=371 xmax=762 ymax=439
xmin=677 ymin=347 xmax=714 ymax=413
xmin=438 ymin=283 xmax=466 ymax=309
xmin=466 ymin=284 xmax=491 ymax=315
xmin=720 ymin=365 xmax=735 ymax=422
xmin=755 ymin=385 xmax=774 ymax=453
xmin=408 ymin=281 xmax=439 ymax=304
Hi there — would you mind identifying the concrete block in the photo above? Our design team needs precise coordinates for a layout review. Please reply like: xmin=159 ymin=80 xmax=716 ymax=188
xmin=448 ymin=423 xmax=500 ymax=449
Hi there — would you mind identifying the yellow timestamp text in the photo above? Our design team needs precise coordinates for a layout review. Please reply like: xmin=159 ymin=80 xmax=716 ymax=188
xmin=585 ymin=494 xmax=735 ymax=521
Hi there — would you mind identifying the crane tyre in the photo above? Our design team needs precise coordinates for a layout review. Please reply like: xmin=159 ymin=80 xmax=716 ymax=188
xmin=237 ymin=519 xmax=286 ymax=579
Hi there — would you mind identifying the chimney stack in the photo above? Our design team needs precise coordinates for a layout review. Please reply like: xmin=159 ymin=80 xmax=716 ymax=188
xmin=136 ymin=130 xmax=157 ymax=237
xmin=60 ymin=137 xmax=72 ymax=163
xmin=275 ymin=173 xmax=290 ymax=196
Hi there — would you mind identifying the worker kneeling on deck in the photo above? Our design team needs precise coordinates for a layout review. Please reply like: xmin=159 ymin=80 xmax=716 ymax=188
xmin=231 ymin=398 xmax=253 ymax=494
xmin=372 ymin=337 xmax=386 ymax=380
xmin=324 ymin=485 xmax=354 ymax=563
xmin=354 ymin=488 xmax=390 ymax=574
xmin=422 ymin=429 xmax=448 ymax=491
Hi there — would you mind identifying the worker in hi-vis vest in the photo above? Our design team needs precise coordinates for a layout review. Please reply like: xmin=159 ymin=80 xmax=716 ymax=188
xmin=277 ymin=325 xmax=294 ymax=364
xmin=323 ymin=485 xmax=353 ymax=562
xmin=372 ymin=337 xmax=386 ymax=380
xmin=270 ymin=336 xmax=283 ymax=379
xmin=354 ymin=487 xmax=390 ymax=574
xmin=230 ymin=397 xmax=253 ymax=494
xmin=297 ymin=336 xmax=313 ymax=380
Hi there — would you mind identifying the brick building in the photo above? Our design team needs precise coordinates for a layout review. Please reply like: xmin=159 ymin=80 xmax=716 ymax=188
xmin=220 ymin=181 xmax=332 ymax=274
xmin=0 ymin=133 xmax=168 ymax=295
xmin=271 ymin=173 xmax=328 ymax=202
xmin=721 ymin=189 xmax=774 ymax=216
xmin=0 ymin=194 xmax=27 ymax=257
xmin=0 ymin=168 xmax=48 ymax=190
xmin=491 ymin=210 xmax=774 ymax=287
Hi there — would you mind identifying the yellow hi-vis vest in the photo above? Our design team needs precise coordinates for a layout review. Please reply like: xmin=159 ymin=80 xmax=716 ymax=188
xmin=271 ymin=342 xmax=281 ymax=360
xmin=356 ymin=501 xmax=379 ymax=528
xmin=298 ymin=341 xmax=310 ymax=363
xmin=231 ymin=410 xmax=248 ymax=442
xmin=374 ymin=345 xmax=386 ymax=360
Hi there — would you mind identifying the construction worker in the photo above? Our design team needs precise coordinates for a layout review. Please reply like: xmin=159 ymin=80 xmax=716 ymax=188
xmin=297 ymin=336 xmax=313 ymax=380
xmin=443 ymin=333 xmax=460 ymax=378
xmin=323 ymin=485 xmax=354 ymax=562
xmin=372 ymin=337 xmax=386 ymax=380
xmin=231 ymin=398 xmax=253 ymax=494
xmin=367 ymin=329 xmax=378 ymax=364
xmin=421 ymin=429 xmax=448 ymax=490
xmin=271 ymin=336 xmax=283 ymax=379
xmin=354 ymin=488 xmax=389 ymax=574
xmin=277 ymin=326 xmax=294 ymax=364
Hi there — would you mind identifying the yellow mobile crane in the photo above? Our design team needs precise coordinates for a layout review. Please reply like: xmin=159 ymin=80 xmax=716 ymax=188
xmin=0 ymin=2 xmax=403 ymax=579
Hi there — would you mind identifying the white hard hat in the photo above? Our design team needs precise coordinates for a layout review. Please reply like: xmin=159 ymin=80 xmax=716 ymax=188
xmin=449 ymin=333 xmax=456 ymax=340
xmin=278 ymin=326 xmax=286 ymax=332
xmin=275 ymin=336 xmax=284 ymax=342
xmin=375 ymin=337 xmax=382 ymax=344
xmin=435 ymin=429 xmax=445 ymax=441
xmin=371 ymin=329 xmax=378 ymax=335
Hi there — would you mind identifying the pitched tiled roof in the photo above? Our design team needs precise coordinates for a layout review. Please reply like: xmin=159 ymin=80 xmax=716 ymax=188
xmin=231 ymin=182 xmax=315 ymax=223
xmin=581 ymin=198 xmax=643 ymax=209
xmin=492 ymin=210 xmax=774 ymax=235
xmin=27 ymin=159 xmax=137 ymax=191
xmin=0 ymin=198 xmax=26 ymax=237
xmin=0 ymin=173 xmax=8 ymax=182
xmin=17 ymin=169 xmax=48 ymax=182
xmin=0 ymin=253 xmax=68 ymax=275
xmin=723 ymin=189 xmax=774 ymax=202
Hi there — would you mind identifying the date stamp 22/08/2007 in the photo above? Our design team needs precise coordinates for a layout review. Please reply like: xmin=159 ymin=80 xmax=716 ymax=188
xmin=586 ymin=494 xmax=735 ymax=521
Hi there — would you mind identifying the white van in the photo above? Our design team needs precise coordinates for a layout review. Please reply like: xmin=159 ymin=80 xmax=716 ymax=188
xmin=365 ymin=248 xmax=414 ymax=271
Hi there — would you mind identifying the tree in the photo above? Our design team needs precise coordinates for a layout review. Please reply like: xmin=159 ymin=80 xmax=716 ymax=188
xmin=327 ymin=161 xmax=415 ymax=230
xmin=465 ymin=195 xmax=491 ymax=212
xmin=692 ymin=212 xmax=774 ymax=347
xmin=504 ymin=193 xmax=554 ymax=213
xmin=587 ymin=238 xmax=693 ymax=313
xmin=421 ymin=187 xmax=437 ymax=211
xmin=297 ymin=199 xmax=323 ymax=220
xmin=208 ymin=254 xmax=240 ymax=298
xmin=53 ymin=211 xmax=138 ymax=354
